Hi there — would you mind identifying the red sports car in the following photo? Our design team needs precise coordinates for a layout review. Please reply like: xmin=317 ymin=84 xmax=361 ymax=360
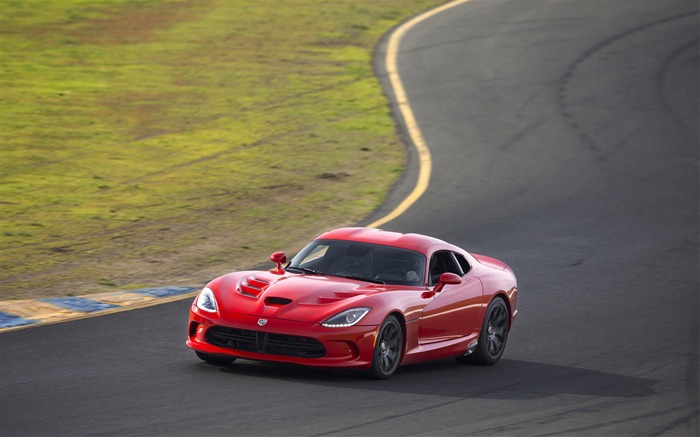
xmin=187 ymin=227 xmax=517 ymax=379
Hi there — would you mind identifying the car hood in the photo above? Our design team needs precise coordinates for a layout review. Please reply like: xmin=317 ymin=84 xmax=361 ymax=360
xmin=212 ymin=271 xmax=387 ymax=323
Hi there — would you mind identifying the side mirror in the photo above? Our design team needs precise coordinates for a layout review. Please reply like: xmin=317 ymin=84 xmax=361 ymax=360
xmin=433 ymin=272 xmax=461 ymax=294
xmin=270 ymin=251 xmax=287 ymax=274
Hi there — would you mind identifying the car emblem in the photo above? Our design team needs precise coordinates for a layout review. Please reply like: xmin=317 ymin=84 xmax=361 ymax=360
xmin=257 ymin=319 xmax=268 ymax=327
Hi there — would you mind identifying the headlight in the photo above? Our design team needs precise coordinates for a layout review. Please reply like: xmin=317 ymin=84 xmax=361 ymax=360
xmin=195 ymin=287 xmax=218 ymax=313
xmin=322 ymin=307 xmax=371 ymax=327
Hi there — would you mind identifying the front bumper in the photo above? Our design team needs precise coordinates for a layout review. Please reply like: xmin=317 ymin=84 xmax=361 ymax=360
xmin=187 ymin=305 xmax=380 ymax=370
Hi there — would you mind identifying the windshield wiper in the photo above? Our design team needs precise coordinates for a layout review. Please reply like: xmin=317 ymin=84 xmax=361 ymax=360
xmin=287 ymin=267 xmax=384 ymax=284
xmin=286 ymin=266 xmax=323 ymax=275
xmin=334 ymin=274 xmax=385 ymax=285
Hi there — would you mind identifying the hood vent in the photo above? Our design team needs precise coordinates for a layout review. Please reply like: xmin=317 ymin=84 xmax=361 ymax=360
xmin=240 ymin=276 xmax=270 ymax=298
xmin=317 ymin=290 xmax=365 ymax=304
xmin=265 ymin=297 xmax=293 ymax=306
xmin=317 ymin=296 xmax=346 ymax=304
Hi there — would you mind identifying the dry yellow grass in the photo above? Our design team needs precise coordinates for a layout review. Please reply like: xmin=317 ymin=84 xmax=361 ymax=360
xmin=1 ymin=0 xmax=444 ymax=299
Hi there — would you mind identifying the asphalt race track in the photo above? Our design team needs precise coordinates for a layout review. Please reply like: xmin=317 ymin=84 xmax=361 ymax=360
xmin=2 ymin=0 xmax=698 ymax=435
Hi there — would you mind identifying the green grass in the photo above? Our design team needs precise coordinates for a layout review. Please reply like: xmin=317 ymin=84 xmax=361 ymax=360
xmin=1 ymin=0 xmax=444 ymax=299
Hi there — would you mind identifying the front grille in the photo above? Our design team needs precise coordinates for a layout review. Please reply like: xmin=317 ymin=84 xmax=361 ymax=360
xmin=206 ymin=326 xmax=326 ymax=358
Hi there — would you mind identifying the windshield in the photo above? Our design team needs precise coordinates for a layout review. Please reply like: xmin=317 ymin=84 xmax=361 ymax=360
xmin=288 ymin=239 xmax=426 ymax=286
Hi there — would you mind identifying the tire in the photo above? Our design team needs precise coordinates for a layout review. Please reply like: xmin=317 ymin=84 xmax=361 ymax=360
xmin=366 ymin=315 xmax=403 ymax=379
xmin=195 ymin=351 xmax=236 ymax=366
xmin=456 ymin=297 xmax=509 ymax=365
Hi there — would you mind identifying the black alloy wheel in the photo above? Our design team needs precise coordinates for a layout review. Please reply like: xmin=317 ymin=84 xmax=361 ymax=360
xmin=456 ymin=297 xmax=509 ymax=365
xmin=367 ymin=315 xmax=403 ymax=379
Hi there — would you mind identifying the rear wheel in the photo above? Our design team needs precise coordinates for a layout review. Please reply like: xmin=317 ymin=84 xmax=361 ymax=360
xmin=367 ymin=315 xmax=403 ymax=379
xmin=195 ymin=351 xmax=236 ymax=366
xmin=456 ymin=297 xmax=509 ymax=365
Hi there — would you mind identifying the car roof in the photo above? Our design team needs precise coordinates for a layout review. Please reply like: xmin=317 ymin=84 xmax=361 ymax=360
xmin=315 ymin=227 xmax=459 ymax=255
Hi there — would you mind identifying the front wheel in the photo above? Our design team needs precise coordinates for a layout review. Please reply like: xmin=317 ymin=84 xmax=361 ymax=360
xmin=456 ymin=297 xmax=509 ymax=365
xmin=366 ymin=315 xmax=403 ymax=379
xmin=195 ymin=351 xmax=236 ymax=366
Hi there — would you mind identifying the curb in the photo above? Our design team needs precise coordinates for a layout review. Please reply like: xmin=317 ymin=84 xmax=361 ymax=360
xmin=0 ymin=286 xmax=199 ymax=332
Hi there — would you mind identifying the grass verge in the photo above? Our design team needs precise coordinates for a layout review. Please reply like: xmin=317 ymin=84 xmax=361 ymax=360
xmin=1 ymin=0 xmax=444 ymax=299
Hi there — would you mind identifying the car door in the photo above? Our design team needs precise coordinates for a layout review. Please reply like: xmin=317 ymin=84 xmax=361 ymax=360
xmin=418 ymin=251 xmax=484 ymax=343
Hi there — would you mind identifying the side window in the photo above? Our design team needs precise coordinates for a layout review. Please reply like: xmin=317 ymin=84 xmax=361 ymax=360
xmin=454 ymin=253 xmax=471 ymax=275
xmin=428 ymin=251 xmax=463 ymax=285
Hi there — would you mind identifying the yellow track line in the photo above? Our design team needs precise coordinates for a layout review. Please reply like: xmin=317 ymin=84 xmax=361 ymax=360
xmin=368 ymin=0 xmax=471 ymax=229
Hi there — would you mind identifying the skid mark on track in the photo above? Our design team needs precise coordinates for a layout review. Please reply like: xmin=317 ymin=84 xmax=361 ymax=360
xmin=557 ymin=10 xmax=698 ymax=161
xmin=657 ymin=37 xmax=700 ymax=131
